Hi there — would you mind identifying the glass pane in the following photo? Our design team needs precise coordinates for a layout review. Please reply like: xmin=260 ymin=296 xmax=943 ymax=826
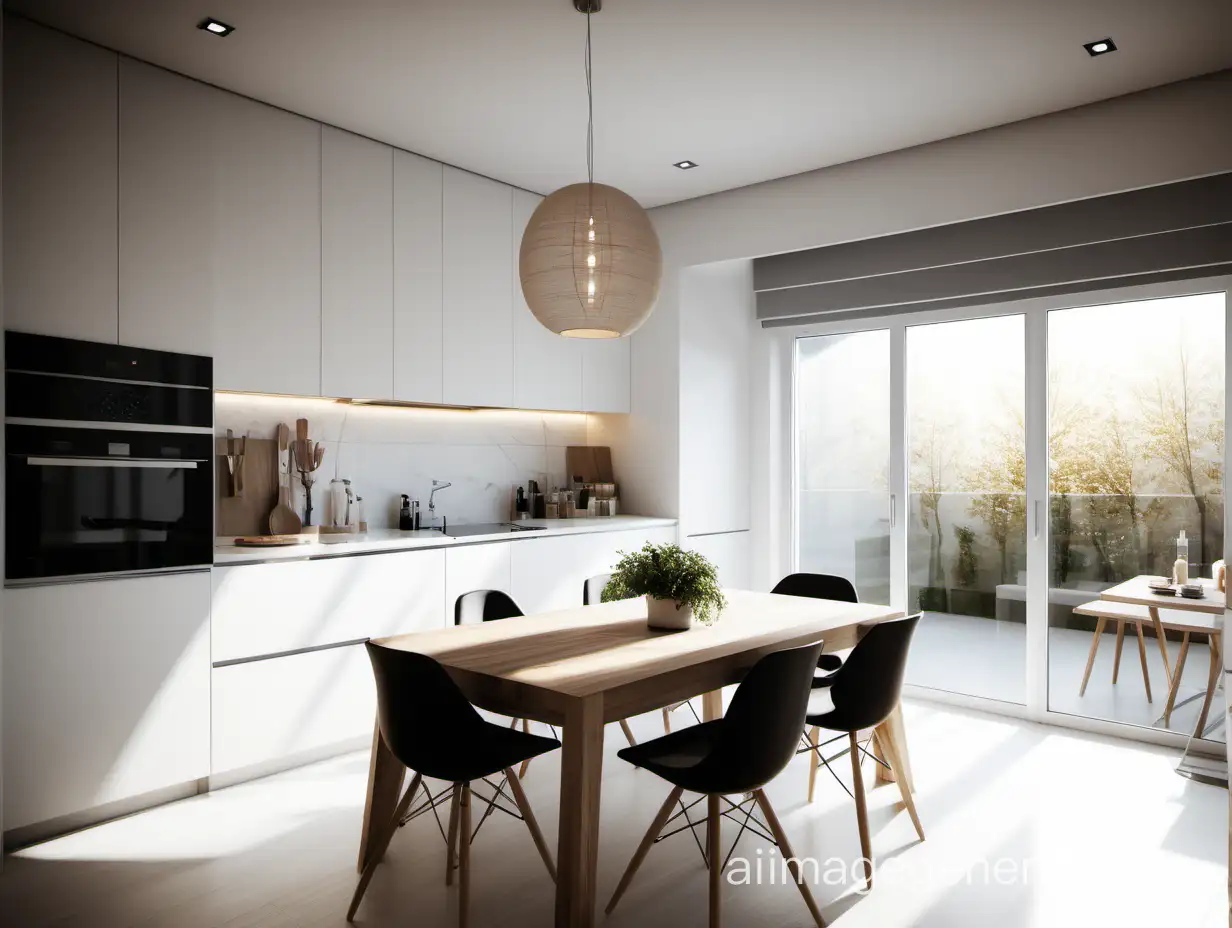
xmin=796 ymin=330 xmax=891 ymax=605
xmin=906 ymin=315 xmax=1026 ymax=704
xmin=1047 ymin=291 xmax=1225 ymax=743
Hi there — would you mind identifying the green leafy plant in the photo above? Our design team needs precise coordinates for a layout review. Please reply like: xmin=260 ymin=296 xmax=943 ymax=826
xmin=602 ymin=543 xmax=728 ymax=625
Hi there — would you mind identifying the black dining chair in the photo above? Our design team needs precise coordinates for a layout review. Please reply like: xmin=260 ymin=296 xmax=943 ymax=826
xmin=605 ymin=640 xmax=828 ymax=927
xmin=771 ymin=572 xmax=858 ymax=799
xmin=348 ymin=644 xmax=559 ymax=926
xmin=801 ymin=613 xmax=924 ymax=890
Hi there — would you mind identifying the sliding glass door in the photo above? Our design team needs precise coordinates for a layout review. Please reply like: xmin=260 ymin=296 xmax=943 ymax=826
xmin=793 ymin=278 xmax=1229 ymax=742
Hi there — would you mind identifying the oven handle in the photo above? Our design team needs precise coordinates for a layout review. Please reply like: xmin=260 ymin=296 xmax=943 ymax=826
xmin=24 ymin=456 xmax=202 ymax=469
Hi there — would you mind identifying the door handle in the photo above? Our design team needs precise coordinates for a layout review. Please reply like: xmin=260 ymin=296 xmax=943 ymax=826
xmin=889 ymin=493 xmax=897 ymax=528
xmin=1034 ymin=500 xmax=1042 ymax=539
xmin=26 ymin=456 xmax=201 ymax=469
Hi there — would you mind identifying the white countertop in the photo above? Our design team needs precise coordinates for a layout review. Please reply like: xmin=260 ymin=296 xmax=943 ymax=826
xmin=213 ymin=515 xmax=678 ymax=566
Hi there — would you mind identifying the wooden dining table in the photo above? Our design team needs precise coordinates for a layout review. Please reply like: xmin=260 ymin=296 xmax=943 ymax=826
xmin=358 ymin=589 xmax=908 ymax=928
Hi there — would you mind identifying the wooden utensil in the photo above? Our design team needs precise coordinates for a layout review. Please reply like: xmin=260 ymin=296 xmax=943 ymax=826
xmin=268 ymin=423 xmax=301 ymax=535
xmin=292 ymin=429 xmax=326 ymax=527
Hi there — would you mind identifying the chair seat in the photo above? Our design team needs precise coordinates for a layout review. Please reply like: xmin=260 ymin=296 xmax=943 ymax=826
xmin=417 ymin=719 xmax=560 ymax=784
xmin=806 ymin=688 xmax=835 ymax=719
xmin=617 ymin=720 xmax=730 ymax=793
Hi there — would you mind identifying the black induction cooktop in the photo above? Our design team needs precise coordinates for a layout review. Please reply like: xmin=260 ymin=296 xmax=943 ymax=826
xmin=442 ymin=523 xmax=546 ymax=537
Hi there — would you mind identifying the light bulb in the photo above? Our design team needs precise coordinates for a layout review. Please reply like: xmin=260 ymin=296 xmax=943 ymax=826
xmin=588 ymin=229 xmax=595 ymax=242
xmin=587 ymin=278 xmax=596 ymax=296
xmin=587 ymin=253 xmax=596 ymax=268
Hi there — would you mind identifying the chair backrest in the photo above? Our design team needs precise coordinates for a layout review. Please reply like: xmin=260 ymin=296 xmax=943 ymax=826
xmin=364 ymin=642 xmax=485 ymax=777
xmin=771 ymin=572 xmax=858 ymax=603
xmin=822 ymin=614 xmax=921 ymax=732
xmin=583 ymin=572 xmax=633 ymax=606
xmin=692 ymin=640 xmax=826 ymax=794
xmin=455 ymin=588 xmax=523 ymax=626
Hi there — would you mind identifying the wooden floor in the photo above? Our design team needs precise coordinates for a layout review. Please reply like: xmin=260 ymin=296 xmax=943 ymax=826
xmin=0 ymin=700 xmax=1226 ymax=928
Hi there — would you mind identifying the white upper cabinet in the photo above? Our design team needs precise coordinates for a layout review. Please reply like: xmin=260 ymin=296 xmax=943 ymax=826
xmin=118 ymin=60 xmax=216 ymax=356
xmin=512 ymin=189 xmax=583 ymax=411
xmin=321 ymin=127 xmax=394 ymax=399
xmin=4 ymin=19 xmax=118 ymax=344
xmin=210 ymin=92 xmax=321 ymax=396
xmin=393 ymin=151 xmax=444 ymax=404
xmin=582 ymin=338 xmax=631 ymax=413
xmin=442 ymin=167 xmax=514 ymax=407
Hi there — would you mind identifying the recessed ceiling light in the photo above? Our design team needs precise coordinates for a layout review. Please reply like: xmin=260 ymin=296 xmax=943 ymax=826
xmin=1084 ymin=37 xmax=1116 ymax=56
xmin=197 ymin=17 xmax=235 ymax=36
xmin=674 ymin=160 xmax=698 ymax=170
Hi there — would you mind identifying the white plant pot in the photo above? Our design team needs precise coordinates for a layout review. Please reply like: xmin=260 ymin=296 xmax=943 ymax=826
xmin=646 ymin=595 xmax=693 ymax=630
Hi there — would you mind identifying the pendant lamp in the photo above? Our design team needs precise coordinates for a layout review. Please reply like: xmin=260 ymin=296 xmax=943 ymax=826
xmin=519 ymin=0 xmax=662 ymax=339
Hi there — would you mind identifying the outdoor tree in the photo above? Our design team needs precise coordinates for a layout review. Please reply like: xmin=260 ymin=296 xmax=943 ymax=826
xmin=910 ymin=417 xmax=953 ymax=608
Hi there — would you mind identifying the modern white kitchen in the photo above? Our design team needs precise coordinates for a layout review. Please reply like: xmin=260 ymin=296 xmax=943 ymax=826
xmin=1 ymin=4 xmax=1231 ymax=928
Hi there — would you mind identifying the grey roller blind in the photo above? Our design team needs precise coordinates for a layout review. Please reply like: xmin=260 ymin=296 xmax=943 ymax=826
xmin=754 ymin=172 xmax=1232 ymax=327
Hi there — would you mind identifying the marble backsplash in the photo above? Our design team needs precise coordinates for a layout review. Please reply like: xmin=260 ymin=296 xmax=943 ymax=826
xmin=215 ymin=393 xmax=609 ymax=529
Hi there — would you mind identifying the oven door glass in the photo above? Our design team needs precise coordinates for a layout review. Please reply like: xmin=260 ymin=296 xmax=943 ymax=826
xmin=6 ymin=431 xmax=213 ymax=580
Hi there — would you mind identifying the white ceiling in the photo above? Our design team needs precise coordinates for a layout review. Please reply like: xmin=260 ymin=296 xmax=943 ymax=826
xmin=10 ymin=0 xmax=1232 ymax=207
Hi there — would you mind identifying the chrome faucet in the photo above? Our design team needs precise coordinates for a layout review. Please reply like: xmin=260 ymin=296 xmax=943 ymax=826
xmin=428 ymin=479 xmax=452 ymax=529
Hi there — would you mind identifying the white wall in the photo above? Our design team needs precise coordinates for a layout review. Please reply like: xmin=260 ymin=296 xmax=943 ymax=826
xmin=215 ymin=394 xmax=620 ymax=529
xmin=619 ymin=69 xmax=1232 ymax=587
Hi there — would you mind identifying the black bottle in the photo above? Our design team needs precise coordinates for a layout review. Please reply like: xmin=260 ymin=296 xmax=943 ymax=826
xmin=399 ymin=494 xmax=413 ymax=531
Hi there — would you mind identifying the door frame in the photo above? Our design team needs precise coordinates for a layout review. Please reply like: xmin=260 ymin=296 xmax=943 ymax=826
xmin=779 ymin=273 xmax=1232 ymax=753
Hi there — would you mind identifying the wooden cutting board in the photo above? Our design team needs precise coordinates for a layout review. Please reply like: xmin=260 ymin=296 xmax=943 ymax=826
xmin=232 ymin=535 xmax=309 ymax=547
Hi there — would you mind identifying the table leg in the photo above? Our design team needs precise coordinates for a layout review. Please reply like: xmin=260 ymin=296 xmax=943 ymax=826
xmin=556 ymin=694 xmax=605 ymax=928
xmin=1193 ymin=636 xmax=1221 ymax=739
xmin=874 ymin=702 xmax=915 ymax=791
xmin=702 ymin=689 xmax=724 ymax=722
xmin=357 ymin=719 xmax=405 ymax=872
xmin=1147 ymin=605 xmax=1173 ymax=689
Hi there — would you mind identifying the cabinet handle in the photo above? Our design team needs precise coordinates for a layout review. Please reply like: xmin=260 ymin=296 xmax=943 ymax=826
xmin=26 ymin=456 xmax=201 ymax=469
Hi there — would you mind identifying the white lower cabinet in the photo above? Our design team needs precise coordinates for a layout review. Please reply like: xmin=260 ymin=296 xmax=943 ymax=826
xmin=2 ymin=572 xmax=212 ymax=831
xmin=212 ymin=549 xmax=446 ymax=663
xmin=444 ymin=542 xmax=513 ymax=621
xmin=211 ymin=643 xmax=376 ymax=777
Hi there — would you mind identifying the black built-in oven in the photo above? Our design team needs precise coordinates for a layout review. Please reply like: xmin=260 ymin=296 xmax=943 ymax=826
xmin=5 ymin=332 xmax=214 ymax=582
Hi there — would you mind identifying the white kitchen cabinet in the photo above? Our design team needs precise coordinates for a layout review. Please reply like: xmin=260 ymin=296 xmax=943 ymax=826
xmin=3 ymin=18 xmax=118 ymax=343
xmin=512 ymin=189 xmax=583 ymax=411
xmin=211 ymin=643 xmax=374 ymax=778
xmin=322 ymin=127 xmax=394 ymax=400
xmin=442 ymin=167 xmax=514 ymax=407
xmin=210 ymin=91 xmax=321 ymax=396
xmin=393 ymin=151 xmax=444 ymax=404
xmin=685 ymin=531 xmax=751 ymax=590
xmin=444 ymin=542 xmax=512 ymax=619
xmin=582 ymin=338 xmax=631 ymax=413
xmin=2 ymin=572 xmax=211 ymax=831
xmin=211 ymin=549 xmax=446 ymax=663
xmin=118 ymin=60 xmax=217 ymax=355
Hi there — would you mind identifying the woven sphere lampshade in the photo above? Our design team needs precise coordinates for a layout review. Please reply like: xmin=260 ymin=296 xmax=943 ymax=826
xmin=519 ymin=182 xmax=662 ymax=338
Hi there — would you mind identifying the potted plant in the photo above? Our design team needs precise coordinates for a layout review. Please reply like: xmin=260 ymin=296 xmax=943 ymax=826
xmin=602 ymin=543 xmax=727 ymax=630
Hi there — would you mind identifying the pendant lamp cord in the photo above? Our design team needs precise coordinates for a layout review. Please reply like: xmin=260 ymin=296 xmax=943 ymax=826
xmin=585 ymin=7 xmax=594 ymax=187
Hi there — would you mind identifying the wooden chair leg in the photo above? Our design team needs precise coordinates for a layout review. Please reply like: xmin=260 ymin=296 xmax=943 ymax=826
xmin=806 ymin=726 xmax=821 ymax=802
xmin=458 ymin=784 xmax=471 ymax=928
xmin=848 ymin=731 xmax=872 ymax=890
xmin=1079 ymin=615 xmax=1107 ymax=696
xmin=606 ymin=785 xmax=685 ymax=914
xmin=1134 ymin=621 xmax=1153 ymax=703
xmin=347 ymin=772 xmax=422 ymax=921
xmin=445 ymin=784 xmax=461 ymax=886
xmin=875 ymin=731 xmax=924 ymax=841
xmin=1193 ymin=640 xmax=1221 ymax=739
xmin=1112 ymin=619 xmax=1126 ymax=683
xmin=662 ymin=707 xmax=673 ymax=733
xmin=504 ymin=767 xmax=557 ymax=881
xmin=754 ymin=790 xmax=827 ymax=927
xmin=619 ymin=719 xmax=638 ymax=747
xmin=1163 ymin=632 xmax=1191 ymax=727
xmin=708 ymin=794 xmax=721 ymax=928
xmin=517 ymin=718 xmax=535 ymax=779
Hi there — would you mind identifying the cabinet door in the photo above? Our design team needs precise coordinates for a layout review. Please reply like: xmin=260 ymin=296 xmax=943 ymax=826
xmin=2 ymin=572 xmax=211 ymax=830
xmin=512 ymin=189 xmax=582 ymax=411
xmin=322 ymin=127 xmax=394 ymax=400
xmin=211 ymin=643 xmax=374 ymax=777
xmin=444 ymin=542 xmax=512 ymax=621
xmin=684 ymin=531 xmax=751 ymax=589
xmin=211 ymin=93 xmax=321 ymax=396
xmin=393 ymin=151 xmax=444 ymax=403
xmin=212 ymin=549 xmax=446 ymax=663
xmin=582 ymin=338 xmax=631 ymax=413
xmin=510 ymin=535 xmax=588 ymax=614
xmin=442 ymin=167 xmax=513 ymax=407
xmin=118 ymin=60 xmax=216 ymax=355
xmin=3 ymin=19 xmax=118 ymax=343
